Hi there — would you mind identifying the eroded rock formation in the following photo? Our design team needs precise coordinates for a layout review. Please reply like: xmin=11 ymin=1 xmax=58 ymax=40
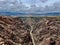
xmin=0 ymin=16 xmax=32 ymax=45
xmin=33 ymin=17 xmax=60 ymax=45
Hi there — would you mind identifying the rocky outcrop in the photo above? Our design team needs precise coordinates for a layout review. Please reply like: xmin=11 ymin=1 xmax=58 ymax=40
xmin=33 ymin=17 xmax=60 ymax=45
xmin=0 ymin=16 xmax=32 ymax=45
xmin=0 ymin=16 xmax=60 ymax=45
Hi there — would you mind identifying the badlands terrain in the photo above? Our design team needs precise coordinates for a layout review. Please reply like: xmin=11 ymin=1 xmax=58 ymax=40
xmin=0 ymin=16 xmax=60 ymax=45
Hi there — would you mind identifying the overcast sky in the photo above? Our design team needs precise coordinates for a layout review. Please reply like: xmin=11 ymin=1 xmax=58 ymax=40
xmin=0 ymin=0 xmax=60 ymax=12
xmin=21 ymin=0 xmax=60 ymax=6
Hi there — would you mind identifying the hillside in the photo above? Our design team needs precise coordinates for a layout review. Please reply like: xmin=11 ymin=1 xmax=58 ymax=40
xmin=0 ymin=16 xmax=32 ymax=45
xmin=0 ymin=16 xmax=60 ymax=45
xmin=32 ymin=17 xmax=60 ymax=45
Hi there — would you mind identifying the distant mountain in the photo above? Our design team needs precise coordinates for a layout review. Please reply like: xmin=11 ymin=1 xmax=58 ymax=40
xmin=0 ymin=11 xmax=60 ymax=16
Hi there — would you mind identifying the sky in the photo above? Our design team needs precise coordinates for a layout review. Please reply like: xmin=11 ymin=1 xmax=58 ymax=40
xmin=0 ymin=0 xmax=60 ymax=12
xmin=21 ymin=0 xmax=60 ymax=6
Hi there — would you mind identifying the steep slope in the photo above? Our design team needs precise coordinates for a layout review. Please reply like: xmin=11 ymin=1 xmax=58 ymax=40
xmin=33 ymin=17 xmax=60 ymax=45
xmin=0 ymin=16 xmax=32 ymax=45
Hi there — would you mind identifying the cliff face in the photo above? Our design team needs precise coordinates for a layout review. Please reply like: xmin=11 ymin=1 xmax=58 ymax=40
xmin=0 ymin=16 xmax=32 ymax=45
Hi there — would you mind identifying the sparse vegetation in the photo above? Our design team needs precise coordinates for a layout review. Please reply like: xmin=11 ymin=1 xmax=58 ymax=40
xmin=0 ymin=16 xmax=60 ymax=45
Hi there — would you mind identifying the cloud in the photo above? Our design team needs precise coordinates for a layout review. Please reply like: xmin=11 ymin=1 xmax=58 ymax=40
xmin=52 ymin=2 xmax=60 ymax=11
xmin=0 ymin=0 xmax=5 ymax=1
xmin=40 ymin=0 xmax=48 ymax=3
xmin=0 ymin=0 xmax=27 ymax=11
xmin=0 ymin=0 xmax=60 ymax=13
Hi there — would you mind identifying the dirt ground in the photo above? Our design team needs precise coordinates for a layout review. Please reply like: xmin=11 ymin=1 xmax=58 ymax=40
xmin=33 ymin=17 xmax=60 ymax=45
xmin=0 ymin=16 xmax=60 ymax=45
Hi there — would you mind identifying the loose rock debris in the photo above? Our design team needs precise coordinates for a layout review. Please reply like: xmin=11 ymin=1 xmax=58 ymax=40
xmin=33 ymin=17 xmax=60 ymax=45
xmin=0 ymin=16 xmax=60 ymax=45
xmin=0 ymin=16 xmax=32 ymax=45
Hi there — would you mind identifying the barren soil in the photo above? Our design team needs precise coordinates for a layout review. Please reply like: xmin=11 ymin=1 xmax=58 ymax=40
xmin=0 ymin=16 xmax=60 ymax=45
